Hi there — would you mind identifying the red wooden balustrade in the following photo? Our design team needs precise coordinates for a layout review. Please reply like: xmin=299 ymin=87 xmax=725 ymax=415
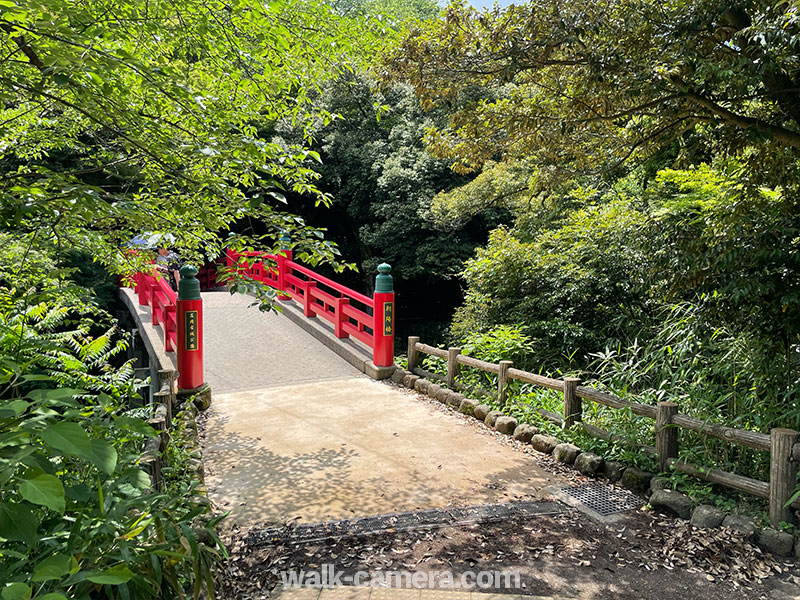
xmin=130 ymin=260 xmax=222 ymax=354
xmin=134 ymin=270 xmax=178 ymax=352
xmin=128 ymin=251 xmax=394 ymax=368
xmin=226 ymin=249 xmax=392 ymax=365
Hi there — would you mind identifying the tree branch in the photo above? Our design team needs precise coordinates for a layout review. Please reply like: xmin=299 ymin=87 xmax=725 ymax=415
xmin=683 ymin=92 xmax=800 ymax=148
xmin=1 ymin=23 xmax=43 ymax=69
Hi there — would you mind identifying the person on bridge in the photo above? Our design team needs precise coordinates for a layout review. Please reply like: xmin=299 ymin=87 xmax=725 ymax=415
xmin=155 ymin=246 xmax=182 ymax=291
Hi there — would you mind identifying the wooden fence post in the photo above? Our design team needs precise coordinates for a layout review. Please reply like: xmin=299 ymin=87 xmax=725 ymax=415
xmin=408 ymin=336 xmax=420 ymax=372
xmin=563 ymin=377 xmax=582 ymax=429
xmin=769 ymin=428 xmax=798 ymax=526
xmin=155 ymin=369 xmax=176 ymax=430
xmin=655 ymin=402 xmax=678 ymax=472
xmin=497 ymin=360 xmax=513 ymax=406
xmin=447 ymin=347 xmax=462 ymax=388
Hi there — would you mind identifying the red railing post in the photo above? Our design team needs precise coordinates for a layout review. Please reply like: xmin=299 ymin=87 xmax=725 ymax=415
xmin=176 ymin=265 xmax=204 ymax=390
xmin=164 ymin=306 xmax=175 ymax=352
xmin=372 ymin=263 xmax=394 ymax=368
xmin=303 ymin=281 xmax=317 ymax=317
xmin=138 ymin=273 xmax=151 ymax=306
xmin=277 ymin=233 xmax=292 ymax=300
xmin=152 ymin=295 xmax=161 ymax=326
xmin=335 ymin=297 xmax=350 ymax=338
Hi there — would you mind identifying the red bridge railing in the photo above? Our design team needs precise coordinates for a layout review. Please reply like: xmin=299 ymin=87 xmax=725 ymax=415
xmin=127 ymin=249 xmax=396 ymax=372
xmin=133 ymin=271 xmax=178 ymax=352
xmin=227 ymin=248 xmax=395 ymax=368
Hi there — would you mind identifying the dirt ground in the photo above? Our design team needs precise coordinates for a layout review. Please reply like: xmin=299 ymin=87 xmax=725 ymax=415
xmin=216 ymin=506 xmax=800 ymax=600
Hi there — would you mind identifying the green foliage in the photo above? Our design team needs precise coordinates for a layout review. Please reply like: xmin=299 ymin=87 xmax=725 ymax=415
xmin=0 ymin=250 xmax=222 ymax=598
xmin=308 ymin=73 xmax=482 ymax=281
xmin=329 ymin=0 xmax=440 ymax=23
xmin=278 ymin=71 xmax=506 ymax=342
xmin=452 ymin=195 xmax=650 ymax=362
xmin=461 ymin=325 xmax=535 ymax=368
xmin=0 ymin=0 xmax=392 ymax=277
xmin=386 ymin=1 xmax=800 ymax=184
xmin=380 ymin=0 xmax=800 ymax=509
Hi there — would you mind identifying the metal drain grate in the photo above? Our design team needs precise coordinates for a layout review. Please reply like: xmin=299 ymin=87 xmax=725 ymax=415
xmin=248 ymin=500 xmax=566 ymax=547
xmin=561 ymin=483 xmax=642 ymax=516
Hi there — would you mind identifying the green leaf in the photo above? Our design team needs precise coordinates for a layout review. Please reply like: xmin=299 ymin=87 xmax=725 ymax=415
xmin=40 ymin=422 xmax=91 ymax=458
xmin=52 ymin=74 xmax=70 ymax=86
xmin=86 ymin=564 xmax=134 ymax=585
xmin=32 ymin=554 xmax=71 ymax=582
xmin=26 ymin=388 xmax=84 ymax=407
xmin=0 ymin=501 xmax=39 ymax=545
xmin=115 ymin=416 xmax=158 ymax=437
xmin=65 ymin=483 xmax=91 ymax=502
xmin=129 ymin=468 xmax=152 ymax=489
xmin=37 ymin=595 xmax=68 ymax=600
xmin=80 ymin=335 xmax=107 ymax=359
xmin=0 ymin=400 xmax=28 ymax=418
xmin=88 ymin=440 xmax=117 ymax=475
xmin=19 ymin=473 xmax=65 ymax=513
xmin=1 ymin=583 xmax=30 ymax=600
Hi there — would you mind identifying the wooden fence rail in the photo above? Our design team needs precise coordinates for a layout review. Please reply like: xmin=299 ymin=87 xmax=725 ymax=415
xmin=408 ymin=337 xmax=800 ymax=526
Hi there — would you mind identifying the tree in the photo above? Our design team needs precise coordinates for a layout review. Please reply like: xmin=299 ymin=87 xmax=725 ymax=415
xmin=0 ymin=0 xmax=375 ymax=274
xmin=280 ymin=72 xmax=507 ymax=341
xmin=329 ymin=0 xmax=441 ymax=22
xmin=385 ymin=0 xmax=800 ymax=188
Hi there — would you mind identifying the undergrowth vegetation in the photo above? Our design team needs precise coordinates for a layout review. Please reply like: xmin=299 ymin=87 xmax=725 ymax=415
xmin=413 ymin=314 xmax=783 ymax=520
xmin=0 ymin=237 xmax=224 ymax=599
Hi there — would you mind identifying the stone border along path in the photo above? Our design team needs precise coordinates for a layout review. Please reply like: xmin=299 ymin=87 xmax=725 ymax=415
xmin=275 ymin=588 xmax=570 ymax=600
xmin=390 ymin=367 xmax=800 ymax=558
xmin=247 ymin=500 xmax=565 ymax=546
xmin=200 ymin=292 xmax=570 ymax=526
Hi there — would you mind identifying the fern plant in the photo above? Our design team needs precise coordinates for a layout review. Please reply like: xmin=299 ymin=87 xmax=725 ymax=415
xmin=0 ymin=280 xmax=224 ymax=598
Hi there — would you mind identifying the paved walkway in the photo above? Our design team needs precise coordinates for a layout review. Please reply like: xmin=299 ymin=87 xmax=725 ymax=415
xmin=203 ymin=291 xmax=362 ymax=393
xmin=201 ymin=292 xmax=565 ymax=525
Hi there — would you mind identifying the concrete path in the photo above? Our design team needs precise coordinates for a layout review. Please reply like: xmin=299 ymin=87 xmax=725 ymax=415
xmin=201 ymin=292 xmax=564 ymax=525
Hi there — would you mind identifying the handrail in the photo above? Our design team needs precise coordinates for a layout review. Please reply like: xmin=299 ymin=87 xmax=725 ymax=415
xmin=155 ymin=273 xmax=177 ymax=304
xmin=286 ymin=260 xmax=374 ymax=308
xmin=225 ymin=248 xmax=395 ymax=368
xmin=133 ymin=269 xmax=177 ymax=352
xmin=229 ymin=250 xmax=373 ymax=308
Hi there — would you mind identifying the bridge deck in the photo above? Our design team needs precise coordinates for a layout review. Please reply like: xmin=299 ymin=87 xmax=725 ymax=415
xmin=201 ymin=291 xmax=565 ymax=525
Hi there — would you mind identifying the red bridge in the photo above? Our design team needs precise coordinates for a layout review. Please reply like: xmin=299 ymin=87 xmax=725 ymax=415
xmin=130 ymin=245 xmax=395 ymax=390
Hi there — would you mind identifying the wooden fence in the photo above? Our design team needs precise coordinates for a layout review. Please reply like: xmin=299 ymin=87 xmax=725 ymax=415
xmin=407 ymin=336 xmax=799 ymax=526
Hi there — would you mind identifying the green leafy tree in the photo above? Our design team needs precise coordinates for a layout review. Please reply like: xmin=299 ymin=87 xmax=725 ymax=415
xmin=285 ymin=72 xmax=507 ymax=340
xmin=0 ymin=0 xmax=376 ymax=273
xmin=453 ymin=196 xmax=650 ymax=361
xmin=386 ymin=0 xmax=800 ymax=184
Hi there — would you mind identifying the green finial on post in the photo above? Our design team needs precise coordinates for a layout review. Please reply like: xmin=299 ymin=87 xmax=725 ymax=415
xmin=280 ymin=232 xmax=291 ymax=250
xmin=178 ymin=265 xmax=201 ymax=300
xmin=375 ymin=263 xmax=393 ymax=293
